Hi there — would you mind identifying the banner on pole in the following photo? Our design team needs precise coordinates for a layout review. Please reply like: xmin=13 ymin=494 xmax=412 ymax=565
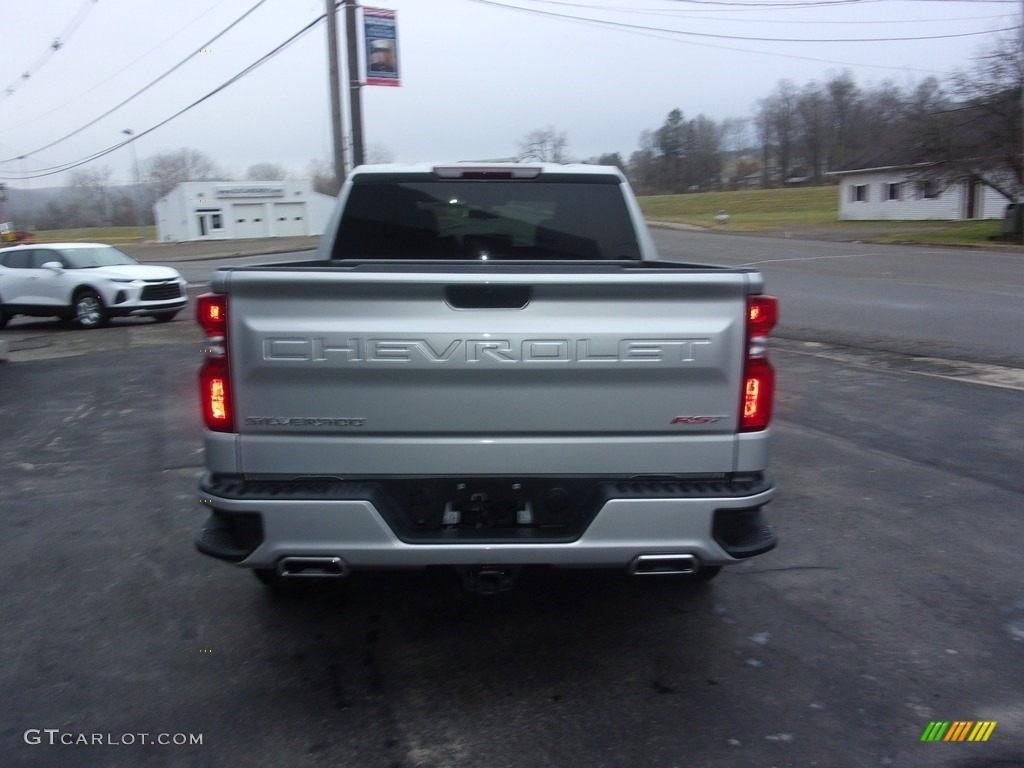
xmin=364 ymin=8 xmax=399 ymax=87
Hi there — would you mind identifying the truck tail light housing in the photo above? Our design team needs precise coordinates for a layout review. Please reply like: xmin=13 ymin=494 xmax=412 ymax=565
xmin=197 ymin=293 xmax=227 ymax=337
xmin=197 ymin=293 xmax=234 ymax=432
xmin=200 ymin=357 xmax=233 ymax=431
xmin=740 ymin=295 xmax=778 ymax=432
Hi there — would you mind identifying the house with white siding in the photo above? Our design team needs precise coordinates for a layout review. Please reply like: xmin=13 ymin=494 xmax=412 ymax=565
xmin=831 ymin=163 xmax=1011 ymax=222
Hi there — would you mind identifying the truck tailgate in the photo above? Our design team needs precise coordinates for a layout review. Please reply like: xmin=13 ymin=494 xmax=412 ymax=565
xmin=219 ymin=266 xmax=757 ymax=477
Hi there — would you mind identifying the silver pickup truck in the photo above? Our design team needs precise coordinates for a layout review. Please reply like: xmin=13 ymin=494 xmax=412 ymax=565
xmin=195 ymin=163 xmax=778 ymax=592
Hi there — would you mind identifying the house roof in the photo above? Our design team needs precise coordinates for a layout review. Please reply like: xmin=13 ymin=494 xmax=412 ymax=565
xmin=828 ymin=149 xmax=933 ymax=176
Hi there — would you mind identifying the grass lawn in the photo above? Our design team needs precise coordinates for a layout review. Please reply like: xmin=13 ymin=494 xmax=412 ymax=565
xmin=31 ymin=226 xmax=156 ymax=244
xmin=637 ymin=186 xmax=1014 ymax=248
xmin=640 ymin=186 xmax=841 ymax=229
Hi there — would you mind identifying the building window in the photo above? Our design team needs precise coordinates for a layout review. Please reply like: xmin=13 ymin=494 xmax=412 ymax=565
xmin=885 ymin=183 xmax=901 ymax=201
xmin=919 ymin=180 xmax=939 ymax=199
xmin=850 ymin=184 xmax=869 ymax=202
xmin=211 ymin=214 xmax=223 ymax=229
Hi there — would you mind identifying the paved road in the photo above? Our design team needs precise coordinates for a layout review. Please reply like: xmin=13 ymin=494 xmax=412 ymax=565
xmin=651 ymin=227 xmax=1024 ymax=367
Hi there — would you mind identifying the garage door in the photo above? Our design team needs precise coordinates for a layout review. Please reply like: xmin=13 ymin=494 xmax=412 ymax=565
xmin=233 ymin=204 xmax=268 ymax=238
xmin=272 ymin=202 xmax=307 ymax=236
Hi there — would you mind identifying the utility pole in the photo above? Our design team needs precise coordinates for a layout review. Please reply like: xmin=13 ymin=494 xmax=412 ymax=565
xmin=325 ymin=0 xmax=346 ymax=187
xmin=345 ymin=1 xmax=365 ymax=167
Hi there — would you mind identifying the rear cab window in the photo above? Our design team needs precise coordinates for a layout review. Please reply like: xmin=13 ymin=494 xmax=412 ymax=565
xmin=333 ymin=173 xmax=641 ymax=261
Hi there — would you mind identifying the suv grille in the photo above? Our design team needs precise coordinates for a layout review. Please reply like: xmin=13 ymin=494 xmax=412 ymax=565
xmin=141 ymin=282 xmax=182 ymax=301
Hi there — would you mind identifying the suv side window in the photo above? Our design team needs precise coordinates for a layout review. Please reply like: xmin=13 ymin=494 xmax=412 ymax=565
xmin=1 ymin=250 xmax=33 ymax=269
xmin=30 ymin=249 xmax=65 ymax=268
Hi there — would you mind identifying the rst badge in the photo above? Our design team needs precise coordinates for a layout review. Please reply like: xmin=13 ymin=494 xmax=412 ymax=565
xmin=670 ymin=416 xmax=726 ymax=425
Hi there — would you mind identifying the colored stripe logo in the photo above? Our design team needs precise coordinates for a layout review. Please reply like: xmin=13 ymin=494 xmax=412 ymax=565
xmin=921 ymin=721 xmax=997 ymax=742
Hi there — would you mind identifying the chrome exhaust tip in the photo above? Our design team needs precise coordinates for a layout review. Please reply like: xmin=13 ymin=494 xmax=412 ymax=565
xmin=628 ymin=553 xmax=699 ymax=575
xmin=277 ymin=556 xmax=347 ymax=578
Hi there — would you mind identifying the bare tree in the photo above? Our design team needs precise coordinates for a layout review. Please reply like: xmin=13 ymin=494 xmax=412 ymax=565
xmin=589 ymin=152 xmax=626 ymax=171
xmin=859 ymin=80 xmax=910 ymax=163
xmin=246 ymin=162 xmax=288 ymax=181
xmin=656 ymin=109 xmax=687 ymax=192
xmin=145 ymin=148 xmax=222 ymax=199
xmin=307 ymin=157 xmax=340 ymax=196
xmin=627 ymin=130 xmax=659 ymax=194
xmin=719 ymin=117 xmax=751 ymax=154
xmin=754 ymin=99 xmax=776 ymax=187
xmin=906 ymin=28 xmax=1023 ymax=201
xmin=773 ymin=80 xmax=799 ymax=181
xmin=796 ymin=82 xmax=828 ymax=182
xmin=689 ymin=114 xmax=723 ymax=190
xmin=517 ymin=126 xmax=569 ymax=163
xmin=825 ymin=71 xmax=860 ymax=172
xmin=57 ymin=167 xmax=115 ymax=227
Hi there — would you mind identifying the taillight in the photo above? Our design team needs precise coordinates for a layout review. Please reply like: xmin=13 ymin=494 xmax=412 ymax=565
xmin=200 ymin=357 xmax=233 ymax=431
xmin=197 ymin=293 xmax=233 ymax=432
xmin=197 ymin=293 xmax=226 ymax=337
xmin=740 ymin=295 xmax=778 ymax=432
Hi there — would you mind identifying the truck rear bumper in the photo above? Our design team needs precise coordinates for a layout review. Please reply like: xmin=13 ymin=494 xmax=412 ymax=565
xmin=195 ymin=473 xmax=776 ymax=573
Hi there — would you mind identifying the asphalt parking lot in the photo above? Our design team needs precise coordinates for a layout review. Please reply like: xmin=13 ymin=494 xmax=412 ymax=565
xmin=2 ymin=235 xmax=1022 ymax=768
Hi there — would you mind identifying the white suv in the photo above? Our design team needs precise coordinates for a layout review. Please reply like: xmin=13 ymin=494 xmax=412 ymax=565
xmin=0 ymin=243 xmax=187 ymax=329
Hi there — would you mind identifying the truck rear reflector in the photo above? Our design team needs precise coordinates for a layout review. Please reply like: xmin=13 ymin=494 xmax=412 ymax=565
xmin=740 ymin=295 xmax=778 ymax=432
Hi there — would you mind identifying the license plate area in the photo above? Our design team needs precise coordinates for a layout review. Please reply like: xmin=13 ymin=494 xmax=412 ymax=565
xmin=443 ymin=494 xmax=534 ymax=528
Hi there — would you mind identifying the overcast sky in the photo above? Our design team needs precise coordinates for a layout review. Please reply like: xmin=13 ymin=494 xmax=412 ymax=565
xmin=0 ymin=0 xmax=1017 ymax=188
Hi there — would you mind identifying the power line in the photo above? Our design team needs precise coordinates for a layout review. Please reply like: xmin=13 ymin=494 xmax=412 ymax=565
xmin=661 ymin=0 xmax=1018 ymax=5
xmin=0 ymin=0 xmax=271 ymax=165
xmin=2 ymin=13 xmax=327 ymax=180
xmin=461 ymin=0 xmax=1012 ymax=75
xmin=1 ymin=0 xmax=100 ymax=102
xmin=1 ymin=0 xmax=235 ymax=133
xmin=487 ymin=0 xmax=1017 ymax=23
xmin=528 ymin=0 xmax=876 ymax=9
xmin=465 ymin=0 xmax=1015 ymax=42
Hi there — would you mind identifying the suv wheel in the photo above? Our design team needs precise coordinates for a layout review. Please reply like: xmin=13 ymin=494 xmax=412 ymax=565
xmin=74 ymin=290 xmax=107 ymax=329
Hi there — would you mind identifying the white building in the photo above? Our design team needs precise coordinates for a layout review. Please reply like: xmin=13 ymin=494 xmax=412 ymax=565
xmin=831 ymin=164 xmax=1010 ymax=221
xmin=154 ymin=181 xmax=336 ymax=242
